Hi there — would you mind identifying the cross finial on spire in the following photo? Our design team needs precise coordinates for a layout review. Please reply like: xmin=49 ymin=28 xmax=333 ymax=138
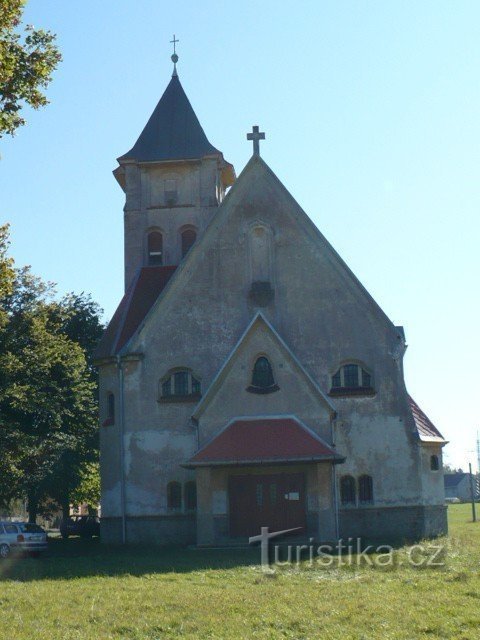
xmin=170 ymin=34 xmax=179 ymax=77
xmin=247 ymin=125 xmax=265 ymax=156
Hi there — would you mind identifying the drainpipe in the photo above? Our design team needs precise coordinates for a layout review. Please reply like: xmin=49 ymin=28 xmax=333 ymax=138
xmin=117 ymin=355 xmax=126 ymax=544
xmin=331 ymin=412 xmax=340 ymax=540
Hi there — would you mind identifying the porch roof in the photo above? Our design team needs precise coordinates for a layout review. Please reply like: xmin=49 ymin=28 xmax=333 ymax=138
xmin=185 ymin=417 xmax=344 ymax=468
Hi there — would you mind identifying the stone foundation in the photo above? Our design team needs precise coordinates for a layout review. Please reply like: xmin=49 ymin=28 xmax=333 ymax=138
xmin=102 ymin=505 xmax=447 ymax=546
xmin=339 ymin=505 xmax=448 ymax=542
xmin=101 ymin=514 xmax=196 ymax=545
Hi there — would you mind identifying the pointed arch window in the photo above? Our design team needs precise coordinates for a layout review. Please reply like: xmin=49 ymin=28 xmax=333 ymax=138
xmin=430 ymin=455 xmax=440 ymax=471
xmin=340 ymin=475 xmax=356 ymax=506
xmin=330 ymin=363 xmax=374 ymax=397
xmin=181 ymin=229 xmax=197 ymax=258
xmin=247 ymin=356 xmax=279 ymax=394
xmin=147 ymin=231 xmax=163 ymax=266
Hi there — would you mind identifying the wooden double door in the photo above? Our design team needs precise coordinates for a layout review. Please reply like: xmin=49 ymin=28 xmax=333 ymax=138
xmin=228 ymin=472 xmax=307 ymax=537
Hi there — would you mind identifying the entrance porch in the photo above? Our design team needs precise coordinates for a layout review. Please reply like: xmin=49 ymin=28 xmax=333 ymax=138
xmin=195 ymin=462 xmax=338 ymax=546
xmin=185 ymin=416 xmax=344 ymax=546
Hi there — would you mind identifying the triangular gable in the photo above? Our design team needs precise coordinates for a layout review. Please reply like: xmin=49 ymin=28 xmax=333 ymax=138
xmin=121 ymin=155 xmax=401 ymax=356
xmin=192 ymin=312 xmax=336 ymax=421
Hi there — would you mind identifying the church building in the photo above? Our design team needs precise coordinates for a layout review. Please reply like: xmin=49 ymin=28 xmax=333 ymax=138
xmin=95 ymin=51 xmax=447 ymax=545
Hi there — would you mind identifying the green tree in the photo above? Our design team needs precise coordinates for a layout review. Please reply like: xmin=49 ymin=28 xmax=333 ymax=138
xmin=43 ymin=292 xmax=103 ymax=517
xmin=0 ymin=224 xmax=17 ymax=509
xmin=0 ymin=0 xmax=61 ymax=137
xmin=70 ymin=461 xmax=100 ymax=514
xmin=0 ymin=229 xmax=103 ymax=521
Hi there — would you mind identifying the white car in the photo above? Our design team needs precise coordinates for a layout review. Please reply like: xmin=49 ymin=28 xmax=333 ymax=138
xmin=0 ymin=522 xmax=48 ymax=558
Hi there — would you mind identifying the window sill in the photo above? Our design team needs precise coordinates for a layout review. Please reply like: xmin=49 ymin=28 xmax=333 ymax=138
xmin=159 ymin=394 xmax=202 ymax=404
xmin=340 ymin=503 xmax=375 ymax=509
xmin=329 ymin=387 xmax=376 ymax=398
xmin=246 ymin=384 xmax=280 ymax=395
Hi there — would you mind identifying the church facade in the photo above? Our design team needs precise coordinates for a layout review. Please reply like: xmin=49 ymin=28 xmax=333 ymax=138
xmin=95 ymin=61 xmax=447 ymax=546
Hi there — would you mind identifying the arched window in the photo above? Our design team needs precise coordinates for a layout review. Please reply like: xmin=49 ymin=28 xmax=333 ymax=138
xmin=430 ymin=455 xmax=440 ymax=471
xmin=160 ymin=369 xmax=201 ymax=401
xmin=147 ymin=231 xmax=163 ymax=266
xmin=185 ymin=481 xmax=197 ymax=511
xmin=167 ymin=481 xmax=182 ymax=510
xmin=247 ymin=356 xmax=279 ymax=394
xmin=358 ymin=475 xmax=374 ymax=504
xmin=107 ymin=392 xmax=115 ymax=421
xmin=102 ymin=392 xmax=115 ymax=426
xmin=340 ymin=475 xmax=356 ymax=506
xmin=181 ymin=229 xmax=196 ymax=258
xmin=330 ymin=363 xmax=374 ymax=396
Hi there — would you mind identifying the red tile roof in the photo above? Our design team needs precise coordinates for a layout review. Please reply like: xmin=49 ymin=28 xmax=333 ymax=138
xmin=187 ymin=417 xmax=343 ymax=467
xmin=409 ymin=396 xmax=445 ymax=441
xmin=94 ymin=266 xmax=176 ymax=359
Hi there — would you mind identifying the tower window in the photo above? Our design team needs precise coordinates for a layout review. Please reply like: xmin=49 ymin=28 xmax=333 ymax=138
xmin=330 ymin=363 xmax=374 ymax=396
xmin=181 ymin=229 xmax=197 ymax=258
xmin=159 ymin=369 xmax=201 ymax=402
xmin=147 ymin=231 xmax=163 ymax=266
xmin=247 ymin=356 xmax=279 ymax=394
xmin=430 ymin=455 xmax=440 ymax=471
xmin=164 ymin=179 xmax=178 ymax=206
xmin=340 ymin=475 xmax=356 ymax=506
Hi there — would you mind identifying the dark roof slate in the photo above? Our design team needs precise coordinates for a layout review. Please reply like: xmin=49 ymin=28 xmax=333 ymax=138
xmin=408 ymin=396 xmax=445 ymax=441
xmin=187 ymin=417 xmax=344 ymax=467
xmin=94 ymin=266 xmax=176 ymax=359
xmin=119 ymin=76 xmax=222 ymax=163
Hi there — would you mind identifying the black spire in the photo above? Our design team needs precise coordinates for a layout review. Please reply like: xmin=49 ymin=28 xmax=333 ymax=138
xmin=118 ymin=75 xmax=222 ymax=163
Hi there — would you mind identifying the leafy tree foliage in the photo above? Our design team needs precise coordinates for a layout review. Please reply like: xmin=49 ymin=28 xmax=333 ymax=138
xmin=0 ymin=0 xmax=61 ymax=136
xmin=70 ymin=461 xmax=100 ymax=514
xmin=0 ymin=226 xmax=103 ymax=520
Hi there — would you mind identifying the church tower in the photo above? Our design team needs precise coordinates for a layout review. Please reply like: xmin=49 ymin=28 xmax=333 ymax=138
xmin=113 ymin=49 xmax=235 ymax=290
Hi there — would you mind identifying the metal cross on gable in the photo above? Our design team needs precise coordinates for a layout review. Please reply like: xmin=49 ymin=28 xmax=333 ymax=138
xmin=247 ymin=125 xmax=265 ymax=156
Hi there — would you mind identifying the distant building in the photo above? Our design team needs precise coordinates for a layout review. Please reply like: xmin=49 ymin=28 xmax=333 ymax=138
xmin=444 ymin=473 xmax=476 ymax=501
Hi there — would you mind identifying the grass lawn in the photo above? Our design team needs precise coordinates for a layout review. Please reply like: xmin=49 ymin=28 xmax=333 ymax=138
xmin=1 ymin=504 xmax=479 ymax=639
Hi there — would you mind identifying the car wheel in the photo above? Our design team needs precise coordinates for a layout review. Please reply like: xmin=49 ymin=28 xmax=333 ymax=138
xmin=0 ymin=543 xmax=10 ymax=559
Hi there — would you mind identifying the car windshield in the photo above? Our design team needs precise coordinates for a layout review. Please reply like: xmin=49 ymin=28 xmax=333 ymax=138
xmin=18 ymin=523 xmax=43 ymax=533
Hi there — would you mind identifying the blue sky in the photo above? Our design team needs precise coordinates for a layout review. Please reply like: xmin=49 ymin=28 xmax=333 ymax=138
xmin=1 ymin=1 xmax=479 ymax=470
